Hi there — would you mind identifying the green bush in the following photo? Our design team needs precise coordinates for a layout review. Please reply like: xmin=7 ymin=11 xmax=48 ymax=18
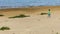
xmin=9 ymin=14 xmax=29 ymax=18
xmin=0 ymin=14 xmax=4 ymax=16
xmin=0 ymin=26 xmax=10 ymax=31
xmin=40 ymin=13 xmax=48 ymax=15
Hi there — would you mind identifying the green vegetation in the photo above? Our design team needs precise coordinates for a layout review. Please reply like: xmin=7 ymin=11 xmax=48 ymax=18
xmin=9 ymin=14 xmax=29 ymax=18
xmin=40 ymin=13 xmax=48 ymax=15
xmin=0 ymin=14 xmax=4 ymax=16
xmin=0 ymin=26 xmax=10 ymax=31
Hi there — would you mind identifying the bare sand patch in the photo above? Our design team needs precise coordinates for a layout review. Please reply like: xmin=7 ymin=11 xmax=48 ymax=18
xmin=0 ymin=6 xmax=60 ymax=34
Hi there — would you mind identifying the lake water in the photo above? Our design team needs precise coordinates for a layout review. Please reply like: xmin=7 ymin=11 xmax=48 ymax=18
xmin=0 ymin=0 xmax=60 ymax=7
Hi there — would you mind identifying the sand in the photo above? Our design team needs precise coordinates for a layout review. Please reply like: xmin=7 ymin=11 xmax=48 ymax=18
xmin=0 ymin=6 xmax=60 ymax=34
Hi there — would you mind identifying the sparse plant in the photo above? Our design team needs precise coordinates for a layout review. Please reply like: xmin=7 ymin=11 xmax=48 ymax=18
xmin=9 ymin=14 xmax=29 ymax=18
xmin=0 ymin=14 xmax=4 ymax=16
xmin=40 ymin=13 xmax=48 ymax=15
xmin=0 ymin=26 xmax=10 ymax=31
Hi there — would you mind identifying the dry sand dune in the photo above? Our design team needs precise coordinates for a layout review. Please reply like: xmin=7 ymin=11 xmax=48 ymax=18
xmin=0 ymin=6 xmax=60 ymax=16
xmin=0 ymin=6 xmax=60 ymax=34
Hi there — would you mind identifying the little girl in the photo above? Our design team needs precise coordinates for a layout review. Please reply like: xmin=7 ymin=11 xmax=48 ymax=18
xmin=48 ymin=9 xmax=51 ymax=17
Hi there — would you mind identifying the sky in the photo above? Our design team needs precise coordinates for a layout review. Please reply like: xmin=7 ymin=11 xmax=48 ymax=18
xmin=0 ymin=0 xmax=60 ymax=7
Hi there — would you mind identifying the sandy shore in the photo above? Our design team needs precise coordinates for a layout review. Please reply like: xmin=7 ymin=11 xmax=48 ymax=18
xmin=0 ymin=6 xmax=60 ymax=34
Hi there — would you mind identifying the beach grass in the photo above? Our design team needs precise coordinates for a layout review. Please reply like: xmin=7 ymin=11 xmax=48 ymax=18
xmin=0 ymin=26 xmax=10 ymax=31
xmin=0 ymin=14 xmax=4 ymax=16
xmin=9 ymin=14 xmax=30 ymax=18
xmin=40 ymin=13 xmax=48 ymax=15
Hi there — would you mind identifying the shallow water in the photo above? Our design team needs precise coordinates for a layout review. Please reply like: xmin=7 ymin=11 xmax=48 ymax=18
xmin=0 ymin=0 xmax=60 ymax=7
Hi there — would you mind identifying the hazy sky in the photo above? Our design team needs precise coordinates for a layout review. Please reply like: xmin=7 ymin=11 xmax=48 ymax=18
xmin=0 ymin=0 xmax=60 ymax=6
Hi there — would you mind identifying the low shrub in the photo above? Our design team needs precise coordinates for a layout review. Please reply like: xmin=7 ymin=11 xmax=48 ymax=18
xmin=9 ymin=14 xmax=29 ymax=18
xmin=0 ymin=14 xmax=4 ymax=16
xmin=40 ymin=13 xmax=48 ymax=15
xmin=0 ymin=26 xmax=10 ymax=31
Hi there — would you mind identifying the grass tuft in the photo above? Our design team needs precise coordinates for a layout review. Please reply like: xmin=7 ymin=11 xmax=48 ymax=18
xmin=0 ymin=14 xmax=4 ymax=16
xmin=9 ymin=14 xmax=29 ymax=18
xmin=40 ymin=13 xmax=48 ymax=15
xmin=0 ymin=26 xmax=10 ymax=31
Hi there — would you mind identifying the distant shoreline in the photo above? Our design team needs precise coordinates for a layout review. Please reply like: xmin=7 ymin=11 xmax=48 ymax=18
xmin=0 ymin=6 xmax=60 ymax=9
xmin=0 ymin=6 xmax=60 ymax=12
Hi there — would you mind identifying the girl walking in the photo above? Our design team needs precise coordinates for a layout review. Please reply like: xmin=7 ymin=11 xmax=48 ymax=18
xmin=48 ymin=9 xmax=51 ymax=17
